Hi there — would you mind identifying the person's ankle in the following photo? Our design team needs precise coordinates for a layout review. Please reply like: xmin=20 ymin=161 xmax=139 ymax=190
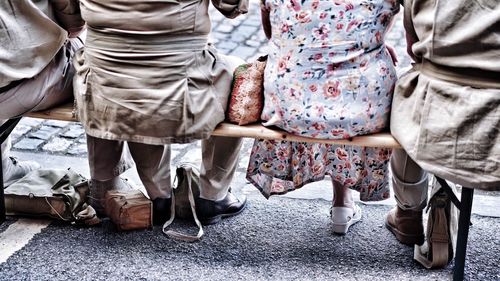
xmin=332 ymin=200 xmax=355 ymax=209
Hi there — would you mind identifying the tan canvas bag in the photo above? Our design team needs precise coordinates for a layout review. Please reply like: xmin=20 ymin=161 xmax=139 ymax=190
xmin=4 ymin=168 xmax=99 ymax=225
xmin=162 ymin=163 xmax=204 ymax=242
xmin=414 ymin=179 xmax=459 ymax=268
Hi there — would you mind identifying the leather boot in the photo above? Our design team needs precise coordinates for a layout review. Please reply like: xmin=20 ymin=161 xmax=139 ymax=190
xmin=195 ymin=191 xmax=247 ymax=225
xmin=385 ymin=206 xmax=424 ymax=245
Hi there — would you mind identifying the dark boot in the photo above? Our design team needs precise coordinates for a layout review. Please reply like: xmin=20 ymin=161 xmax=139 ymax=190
xmin=195 ymin=191 xmax=247 ymax=225
xmin=385 ymin=206 xmax=425 ymax=245
xmin=152 ymin=197 xmax=172 ymax=226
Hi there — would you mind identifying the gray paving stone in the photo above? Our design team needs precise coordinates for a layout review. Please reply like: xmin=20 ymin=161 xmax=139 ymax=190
xmin=245 ymin=39 xmax=261 ymax=48
xmin=10 ymin=125 xmax=32 ymax=140
xmin=230 ymin=46 xmax=257 ymax=60
xmin=170 ymin=150 xmax=180 ymax=161
xmin=180 ymin=147 xmax=202 ymax=164
xmin=212 ymin=32 xmax=230 ymax=40
xmin=45 ymin=120 xmax=70 ymax=128
xmin=235 ymin=25 xmax=260 ymax=37
xmin=42 ymin=137 xmax=73 ymax=153
xmin=13 ymin=138 xmax=44 ymax=150
xmin=215 ymin=47 xmax=232 ymax=55
xmin=60 ymin=125 xmax=85 ymax=139
xmin=258 ymin=45 xmax=270 ymax=54
xmin=67 ymin=143 xmax=88 ymax=156
xmin=208 ymin=37 xmax=219 ymax=44
xmin=209 ymin=9 xmax=224 ymax=22
xmin=18 ymin=118 xmax=44 ymax=128
xmin=29 ymin=126 xmax=60 ymax=140
xmin=229 ymin=18 xmax=246 ymax=27
xmin=243 ymin=17 xmax=263 ymax=27
xmin=230 ymin=33 xmax=249 ymax=43
xmin=256 ymin=30 xmax=268 ymax=41
xmin=216 ymin=40 xmax=238 ymax=51
xmin=216 ymin=24 xmax=235 ymax=33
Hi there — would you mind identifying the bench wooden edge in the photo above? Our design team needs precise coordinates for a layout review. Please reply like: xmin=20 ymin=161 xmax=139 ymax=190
xmin=211 ymin=123 xmax=401 ymax=148
xmin=26 ymin=104 xmax=77 ymax=122
xmin=25 ymin=104 xmax=402 ymax=149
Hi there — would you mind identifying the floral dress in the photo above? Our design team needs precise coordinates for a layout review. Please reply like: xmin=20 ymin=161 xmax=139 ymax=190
xmin=246 ymin=0 xmax=399 ymax=201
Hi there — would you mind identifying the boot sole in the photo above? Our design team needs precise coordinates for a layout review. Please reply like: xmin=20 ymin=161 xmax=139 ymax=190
xmin=385 ymin=220 xmax=424 ymax=245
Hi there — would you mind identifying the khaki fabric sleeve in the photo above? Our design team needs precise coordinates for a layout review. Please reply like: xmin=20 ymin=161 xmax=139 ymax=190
xmin=211 ymin=0 xmax=249 ymax=19
xmin=49 ymin=0 xmax=85 ymax=37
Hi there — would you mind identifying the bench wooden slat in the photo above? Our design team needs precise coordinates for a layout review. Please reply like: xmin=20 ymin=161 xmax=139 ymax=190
xmin=212 ymin=123 xmax=401 ymax=148
xmin=26 ymin=103 xmax=401 ymax=148
xmin=26 ymin=103 xmax=77 ymax=122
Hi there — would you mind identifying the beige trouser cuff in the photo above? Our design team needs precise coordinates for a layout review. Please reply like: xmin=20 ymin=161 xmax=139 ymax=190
xmin=391 ymin=149 xmax=428 ymax=211
xmin=199 ymin=136 xmax=242 ymax=201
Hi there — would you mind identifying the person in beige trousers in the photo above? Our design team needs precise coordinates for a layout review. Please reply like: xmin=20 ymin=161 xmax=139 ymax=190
xmin=386 ymin=0 xmax=500 ymax=245
xmin=74 ymin=0 xmax=249 ymax=225
xmin=0 ymin=0 xmax=84 ymax=186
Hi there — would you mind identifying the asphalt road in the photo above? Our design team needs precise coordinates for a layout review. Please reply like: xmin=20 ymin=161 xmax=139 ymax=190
xmin=1 ymin=171 xmax=499 ymax=281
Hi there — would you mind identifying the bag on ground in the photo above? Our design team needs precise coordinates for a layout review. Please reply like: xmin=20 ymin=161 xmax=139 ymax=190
xmin=414 ymin=178 xmax=459 ymax=268
xmin=4 ymin=168 xmax=99 ymax=225
xmin=104 ymin=189 xmax=153 ymax=231
xmin=162 ymin=162 xmax=204 ymax=242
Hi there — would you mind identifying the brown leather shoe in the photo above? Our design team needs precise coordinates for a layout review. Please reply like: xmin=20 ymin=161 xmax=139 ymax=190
xmin=385 ymin=206 xmax=424 ymax=245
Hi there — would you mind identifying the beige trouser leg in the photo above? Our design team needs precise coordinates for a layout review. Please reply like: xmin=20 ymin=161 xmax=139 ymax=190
xmin=199 ymin=136 xmax=243 ymax=200
xmin=0 ymin=37 xmax=83 ymax=175
xmin=87 ymin=134 xmax=241 ymax=201
xmin=0 ymin=37 xmax=83 ymax=119
xmin=86 ymin=135 xmax=172 ymax=200
xmin=391 ymin=149 xmax=428 ymax=211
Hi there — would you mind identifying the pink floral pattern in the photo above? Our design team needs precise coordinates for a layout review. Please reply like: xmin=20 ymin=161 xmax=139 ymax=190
xmin=246 ymin=0 xmax=399 ymax=201
xmin=227 ymin=57 xmax=267 ymax=125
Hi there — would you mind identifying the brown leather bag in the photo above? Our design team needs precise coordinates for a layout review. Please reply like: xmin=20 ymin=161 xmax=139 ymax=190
xmin=104 ymin=190 xmax=152 ymax=231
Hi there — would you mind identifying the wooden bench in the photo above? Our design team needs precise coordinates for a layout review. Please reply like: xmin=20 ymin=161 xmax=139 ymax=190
xmin=0 ymin=103 xmax=476 ymax=280
xmin=25 ymin=103 xmax=402 ymax=148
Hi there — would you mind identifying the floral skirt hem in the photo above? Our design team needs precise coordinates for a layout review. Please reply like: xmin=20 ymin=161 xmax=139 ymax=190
xmin=245 ymin=140 xmax=392 ymax=202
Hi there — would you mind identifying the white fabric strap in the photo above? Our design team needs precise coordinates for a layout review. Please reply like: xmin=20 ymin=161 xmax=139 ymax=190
xmin=162 ymin=166 xmax=204 ymax=242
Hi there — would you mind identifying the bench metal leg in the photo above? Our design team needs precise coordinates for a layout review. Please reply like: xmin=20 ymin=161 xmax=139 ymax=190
xmin=453 ymin=187 xmax=474 ymax=281
xmin=0 ymin=118 xmax=22 ymax=224
xmin=0 ymin=143 xmax=4 ymax=224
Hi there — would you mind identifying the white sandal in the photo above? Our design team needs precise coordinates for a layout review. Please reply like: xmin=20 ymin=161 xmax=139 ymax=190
xmin=331 ymin=205 xmax=362 ymax=234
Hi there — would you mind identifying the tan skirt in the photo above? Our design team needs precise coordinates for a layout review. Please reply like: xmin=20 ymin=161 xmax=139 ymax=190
xmin=74 ymin=31 xmax=243 ymax=145
xmin=390 ymin=62 xmax=500 ymax=190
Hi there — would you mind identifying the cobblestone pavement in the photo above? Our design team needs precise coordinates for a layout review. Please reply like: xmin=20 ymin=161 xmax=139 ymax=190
xmin=10 ymin=1 xmax=411 ymax=165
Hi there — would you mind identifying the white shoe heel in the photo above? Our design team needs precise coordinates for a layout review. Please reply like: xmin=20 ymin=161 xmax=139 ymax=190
xmin=331 ymin=205 xmax=362 ymax=234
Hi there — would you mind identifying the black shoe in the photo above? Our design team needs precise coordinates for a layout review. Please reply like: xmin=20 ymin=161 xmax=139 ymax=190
xmin=152 ymin=197 xmax=172 ymax=226
xmin=195 ymin=191 xmax=247 ymax=225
